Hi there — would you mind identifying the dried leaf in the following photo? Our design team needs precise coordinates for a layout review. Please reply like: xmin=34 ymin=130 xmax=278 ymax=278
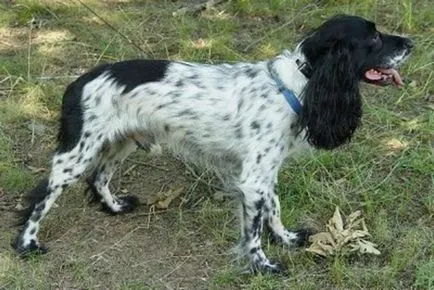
xmin=356 ymin=239 xmax=381 ymax=255
xmin=309 ymin=232 xmax=336 ymax=247
xmin=331 ymin=206 xmax=344 ymax=232
xmin=146 ymin=187 xmax=184 ymax=209
xmin=306 ymin=206 xmax=381 ymax=257
xmin=347 ymin=210 xmax=362 ymax=226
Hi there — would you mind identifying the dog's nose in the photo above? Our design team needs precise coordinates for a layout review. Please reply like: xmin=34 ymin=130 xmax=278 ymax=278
xmin=404 ymin=38 xmax=414 ymax=49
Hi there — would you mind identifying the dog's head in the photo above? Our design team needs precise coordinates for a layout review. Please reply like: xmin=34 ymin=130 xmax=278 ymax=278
xmin=298 ymin=15 xmax=413 ymax=150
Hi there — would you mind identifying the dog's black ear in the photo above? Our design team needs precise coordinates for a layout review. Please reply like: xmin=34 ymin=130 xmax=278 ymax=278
xmin=298 ymin=43 xmax=362 ymax=150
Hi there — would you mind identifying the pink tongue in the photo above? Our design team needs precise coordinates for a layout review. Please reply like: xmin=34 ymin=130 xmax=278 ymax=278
xmin=379 ymin=68 xmax=404 ymax=86
xmin=365 ymin=69 xmax=383 ymax=80
xmin=364 ymin=68 xmax=404 ymax=86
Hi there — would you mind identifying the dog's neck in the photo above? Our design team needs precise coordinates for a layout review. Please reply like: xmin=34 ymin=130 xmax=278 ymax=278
xmin=270 ymin=49 xmax=310 ymax=98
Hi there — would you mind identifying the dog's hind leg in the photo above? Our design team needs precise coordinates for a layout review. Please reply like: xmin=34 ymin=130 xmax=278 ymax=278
xmin=13 ymin=133 xmax=105 ymax=255
xmin=85 ymin=139 xmax=139 ymax=214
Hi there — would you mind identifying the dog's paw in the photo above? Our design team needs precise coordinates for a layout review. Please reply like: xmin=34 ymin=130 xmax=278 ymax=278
xmin=117 ymin=195 xmax=140 ymax=212
xmin=250 ymin=260 xmax=287 ymax=275
xmin=13 ymin=238 xmax=48 ymax=257
xmin=268 ymin=228 xmax=313 ymax=247
xmin=293 ymin=228 xmax=313 ymax=247
xmin=101 ymin=195 xmax=140 ymax=215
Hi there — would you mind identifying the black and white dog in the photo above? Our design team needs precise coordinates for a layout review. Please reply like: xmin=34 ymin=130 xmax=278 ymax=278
xmin=14 ymin=15 xmax=412 ymax=273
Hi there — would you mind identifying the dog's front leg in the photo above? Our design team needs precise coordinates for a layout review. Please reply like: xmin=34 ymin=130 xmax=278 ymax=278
xmin=237 ymin=159 xmax=286 ymax=274
xmin=265 ymin=183 xmax=311 ymax=247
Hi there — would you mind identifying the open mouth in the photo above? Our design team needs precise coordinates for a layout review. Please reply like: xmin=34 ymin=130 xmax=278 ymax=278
xmin=364 ymin=68 xmax=404 ymax=87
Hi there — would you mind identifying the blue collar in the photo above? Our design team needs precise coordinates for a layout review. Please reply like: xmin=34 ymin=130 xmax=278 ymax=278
xmin=267 ymin=61 xmax=303 ymax=115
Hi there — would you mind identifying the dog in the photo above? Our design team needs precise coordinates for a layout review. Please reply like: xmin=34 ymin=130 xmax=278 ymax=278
xmin=14 ymin=15 xmax=412 ymax=274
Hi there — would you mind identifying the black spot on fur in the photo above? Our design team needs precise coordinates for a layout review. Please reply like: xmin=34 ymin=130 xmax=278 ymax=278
xmin=30 ymin=212 xmax=41 ymax=222
xmin=17 ymin=178 xmax=49 ymax=226
xmin=245 ymin=68 xmax=258 ymax=79
xmin=255 ymin=199 xmax=265 ymax=211
xmin=256 ymin=154 xmax=262 ymax=164
xmin=95 ymin=96 xmax=101 ymax=106
xmin=251 ymin=121 xmax=260 ymax=130
xmin=34 ymin=202 xmax=45 ymax=212
xmin=79 ymin=142 xmax=85 ymax=152
xmin=164 ymin=124 xmax=170 ymax=133
xmin=63 ymin=168 xmax=72 ymax=174
xmin=235 ymin=127 xmax=243 ymax=139
xmin=237 ymin=99 xmax=244 ymax=111
xmin=156 ymin=104 xmax=166 ymax=110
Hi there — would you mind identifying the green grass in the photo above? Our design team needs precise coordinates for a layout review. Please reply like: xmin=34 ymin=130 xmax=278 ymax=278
xmin=1 ymin=0 xmax=433 ymax=289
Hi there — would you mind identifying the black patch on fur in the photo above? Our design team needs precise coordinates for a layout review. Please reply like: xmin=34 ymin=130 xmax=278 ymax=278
xmin=57 ymin=60 xmax=169 ymax=153
xmin=57 ymin=64 xmax=111 ymax=153
xmin=109 ymin=60 xmax=170 ymax=94
xmin=251 ymin=199 xmax=265 ymax=237
xmin=17 ymin=178 xmax=49 ymax=226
